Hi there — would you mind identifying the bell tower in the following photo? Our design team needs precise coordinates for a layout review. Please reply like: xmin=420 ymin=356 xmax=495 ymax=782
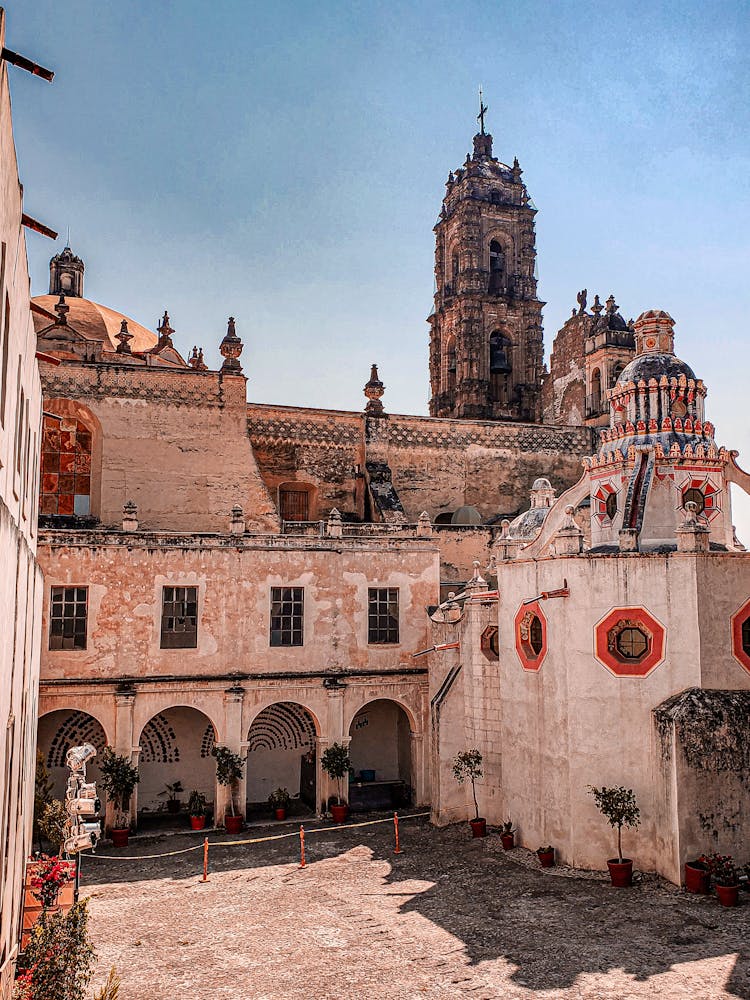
xmin=428 ymin=98 xmax=544 ymax=421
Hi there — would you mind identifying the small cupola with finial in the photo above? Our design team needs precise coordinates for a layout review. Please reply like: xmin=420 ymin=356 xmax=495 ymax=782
xmin=364 ymin=363 xmax=386 ymax=416
xmin=49 ymin=245 xmax=84 ymax=297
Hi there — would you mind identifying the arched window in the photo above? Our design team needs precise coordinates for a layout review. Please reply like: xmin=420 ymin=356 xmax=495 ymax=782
xmin=450 ymin=253 xmax=459 ymax=292
xmin=609 ymin=362 xmax=626 ymax=389
xmin=489 ymin=240 xmax=504 ymax=294
xmin=444 ymin=336 xmax=456 ymax=396
xmin=489 ymin=331 xmax=512 ymax=405
xmin=591 ymin=368 xmax=602 ymax=414
xmin=40 ymin=413 xmax=92 ymax=516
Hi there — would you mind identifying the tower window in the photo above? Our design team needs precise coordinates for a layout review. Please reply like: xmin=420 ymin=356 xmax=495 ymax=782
xmin=682 ymin=487 xmax=705 ymax=515
xmin=444 ymin=336 xmax=457 ymax=395
xmin=489 ymin=331 xmax=511 ymax=374
xmin=590 ymin=368 xmax=602 ymax=415
xmin=605 ymin=492 xmax=618 ymax=520
xmin=489 ymin=240 xmax=504 ymax=294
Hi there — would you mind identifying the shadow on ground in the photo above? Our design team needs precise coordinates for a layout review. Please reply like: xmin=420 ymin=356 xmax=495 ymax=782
xmin=81 ymin=815 xmax=750 ymax=998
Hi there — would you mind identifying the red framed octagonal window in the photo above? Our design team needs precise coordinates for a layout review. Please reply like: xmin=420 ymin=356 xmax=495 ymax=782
xmin=594 ymin=606 xmax=666 ymax=678
xmin=730 ymin=598 xmax=750 ymax=675
xmin=514 ymin=600 xmax=548 ymax=671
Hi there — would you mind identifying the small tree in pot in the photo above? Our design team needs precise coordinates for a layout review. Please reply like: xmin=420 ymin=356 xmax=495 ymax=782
xmin=212 ymin=746 xmax=245 ymax=833
xmin=187 ymin=790 xmax=208 ymax=831
xmin=99 ymin=748 xmax=139 ymax=847
xmin=452 ymin=749 xmax=486 ymax=837
xmin=321 ymin=743 xmax=351 ymax=823
xmin=588 ymin=784 xmax=640 ymax=886
xmin=268 ymin=787 xmax=291 ymax=821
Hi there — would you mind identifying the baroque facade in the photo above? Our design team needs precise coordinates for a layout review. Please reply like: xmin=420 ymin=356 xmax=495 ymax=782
xmin=27 ymin=111 xmax=750 ymax=887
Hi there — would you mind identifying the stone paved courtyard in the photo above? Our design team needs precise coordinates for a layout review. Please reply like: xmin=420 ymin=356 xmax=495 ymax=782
xmin=81 ymin=816 xmax=750 ymax=1000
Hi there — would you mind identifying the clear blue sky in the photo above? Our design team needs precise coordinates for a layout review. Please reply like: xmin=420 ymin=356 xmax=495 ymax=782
xmin=10 ymin=1 xmax=750 ymax=536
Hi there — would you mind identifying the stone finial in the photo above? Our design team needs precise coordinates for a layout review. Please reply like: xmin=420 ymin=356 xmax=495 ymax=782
xmin=676 ymin=500 xmax=710 ymax=552
xmin=116 ymin=319 xmax=133 ymax=355
xmin=552 ymin=504 xmax=584 ymax=556
xmin=156 ymin=310 xmax=175 ymax=349
xmin=634 ymin=309 xmax=676 ymax=357
xmin=326 ymin=507 xmax=343 ymax=538
xmin=467 ymin=559 xmax=488 ymax=591
xmin=364 ymin=363 xmax=386 ymax=416
xmin=511 ymin=156 xmax=522 ymax=181
xmin=416 ymin=511 xmax=432 ymax=537
xmin=591 ymin=294 xmax=603 ymax=319
xmin=122 ymin=500 xmax=138 ymax=531
xmin=189 ymin=346 xmax=209 ymax=371
xmin=54 ymin=293 xmax=70 ymax=325
xmin=230 ymin=504 xmax=245 ymax=535
xmin=605 ymin=294 xmax=618 ymax=315
xmin=220 ymin=316 xmax=243 ymax=374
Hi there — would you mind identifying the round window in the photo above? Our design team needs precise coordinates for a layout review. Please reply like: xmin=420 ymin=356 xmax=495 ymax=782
xmin=682 ymin=487 xmax=705 ymax=514
xmin=529 ymin=615 xmax=543 ymax=655
xmin=616 ymin=627 xmax=649 ymax=660
xmin=605 ymin=492 xmax=617 ymax=520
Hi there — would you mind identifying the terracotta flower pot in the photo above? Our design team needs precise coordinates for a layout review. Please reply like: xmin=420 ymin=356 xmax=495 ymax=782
xmin=607 ymin=858 xmax=633 ymax=887
xmin=224 ymin=814 xmax=243 ymax=834
xmin=684 ymin=860 xmax=710 ymax=894
xmin=274 ymin=807 xmax=287 ymax=821
xmin=110 ymin=828 xmax=129 ymax=848
xmin=537 ymin=849 xmax=555 ymax=868
xmin=500 ymin=833 xmax=515 ymax=850
xmin=330 ymin=804 xmax=349 ymax=824
xmin=716 ymin=884 xmax=739 ymax=907
xmin=190 ymin=815 xmax=206 ymax=831
xmin=469 ymin=818 xmax=486 ymax=838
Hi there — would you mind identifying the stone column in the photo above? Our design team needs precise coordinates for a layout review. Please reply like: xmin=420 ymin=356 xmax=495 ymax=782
xmin=219 ymin=685 xmax=245 ymax=825
xmin=112 ymin=688 xmax=136 ymax=829
xmin=410 ymin=731 xmax=425 ymax=806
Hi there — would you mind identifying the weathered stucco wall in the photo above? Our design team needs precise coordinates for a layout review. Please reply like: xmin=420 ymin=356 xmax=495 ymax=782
xmin=40 ymin=366 xmax=279 ymax=533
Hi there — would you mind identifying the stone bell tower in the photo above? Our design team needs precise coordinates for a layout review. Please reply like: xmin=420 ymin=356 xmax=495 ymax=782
xmin=428 ymin=98 xmax=544 ymax=421
xmin=49 ymin=245 xmax=84 ymax=297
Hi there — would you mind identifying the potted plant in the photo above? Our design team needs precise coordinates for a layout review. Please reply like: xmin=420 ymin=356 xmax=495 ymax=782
xmin=451 ymin=749 xmax=486 ymax=837
xmin=99 ymin=747 xmax=139 ymax=847
xmin=703 ymin=853 xmax=740 ymax=907
xmin=537 ymin=845 xmax=555 ymax=868
xmin=500 ymin=820 xmax=515 ymax=850
xmin=212 ymin=745 xmax=245 ymax=833
xmin=187 ymin=790 xmax=208 ymax=831
xmin=29 ymin=855 xmax=75 ymax=910
xmin=268 ymin=787 xmax=291 ymax=821
xmin=158 ymin=780 xmax=184 ymax=814
xmin=321 ymin=743 xmax=351 ymax=823
xmin=588 ymin=784 xmax=640 ymax=887
xmin=684 ymin=855 xmax=711 ymax=895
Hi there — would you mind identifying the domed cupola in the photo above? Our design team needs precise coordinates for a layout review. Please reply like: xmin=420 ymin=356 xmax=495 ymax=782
xmin=49 ymin=245 xmax=85 ymax=298
xmin=506 ymin=477 xmax=557 ymax=540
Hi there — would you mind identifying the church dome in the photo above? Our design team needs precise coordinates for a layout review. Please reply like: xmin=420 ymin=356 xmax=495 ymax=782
xmin=451 ymin=505 xmax=482 ymax=525
xmin=616 ymin=352 xmax=696 ymax=386
xmin=32 ymin=295 xmax=158 ymax=353
xmin=507 ymin=505 xmax=549 ymax=540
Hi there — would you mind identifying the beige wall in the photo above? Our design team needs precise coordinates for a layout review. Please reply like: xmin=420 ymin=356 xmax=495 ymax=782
xmin=0 ymin=15 xmax=45 ymax=992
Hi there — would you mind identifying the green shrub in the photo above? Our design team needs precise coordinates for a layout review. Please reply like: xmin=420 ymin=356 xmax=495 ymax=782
xmin=14 ymin=900 xmax=95 ymax=1000
xmin=588 ymin=784 xmax=640 ymax=863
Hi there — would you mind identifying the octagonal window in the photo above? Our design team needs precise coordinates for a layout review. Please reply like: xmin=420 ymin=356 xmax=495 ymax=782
xmin=529 ymin=615 xmax=543 ymax=655
xmin=616 ymin=626 xmax=649 ymax=660
xmin=480 ymin=625 xmax=500 ymax=661
xmin=514 ymin=601 xmax=547 ymax=670
xmin=605 ymin=492 xmax=617 ymax=520
xmin=682 ymin=487 xmax=705 ymax=514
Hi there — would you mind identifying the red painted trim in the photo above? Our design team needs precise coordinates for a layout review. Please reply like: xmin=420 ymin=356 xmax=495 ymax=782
xmin=594 ymin=606 xmax=666 ymax=678
xmin=514 ymin=600 xmax=548 ymax=672
xmin=730 ymin=599 xmax=750 ymax=674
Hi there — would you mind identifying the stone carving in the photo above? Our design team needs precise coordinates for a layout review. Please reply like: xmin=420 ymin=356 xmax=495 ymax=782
xmin=115 ymin=319 xmax=133 ymax=355
xmin=363 ymin=363 xmax=386 ymax=416
xmin=576 ymin=289 xmax=587 ymax=315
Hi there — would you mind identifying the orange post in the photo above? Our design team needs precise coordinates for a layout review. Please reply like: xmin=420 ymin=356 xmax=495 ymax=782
xmin=299 ymin=825 xmax=306 ymax=868
xmin=201 ymin=837 xmax=209 ymax=882
xmin=393 ymin=812 xmax=403 ymax=854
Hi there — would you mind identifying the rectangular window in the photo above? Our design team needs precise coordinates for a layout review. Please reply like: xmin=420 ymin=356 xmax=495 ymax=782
xmin=49 ymin=586 xmax=88 ymax=651
xmin=279 ymin=489 xmax=309 ymax=521
xmin=160 ymin=586 xmax=198 ymax=649
xmin=270 ymin=587 xmax=304 ymax=646
xmin=368 ymin=587 xmax=399 ymax=644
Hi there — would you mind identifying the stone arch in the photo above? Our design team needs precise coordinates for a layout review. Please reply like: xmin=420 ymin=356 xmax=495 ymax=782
xmin=40 ymin=398 xmax=103 ymax=519
xmin=442 ymin=335 xmax=457 ymax=396
xmin=347 ymin=698 xmax=415 ymax=809
xmin=136 ymin=706 xmax=218 ymax=814
xmin=246 ymin=701 xmax=319 ymax=808
xmin=37 ymin=709 xmax=108 ymax=801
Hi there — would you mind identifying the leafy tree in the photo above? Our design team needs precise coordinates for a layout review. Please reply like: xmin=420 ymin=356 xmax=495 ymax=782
xmin=98 ymin=748 xmax=139 ymax=816
xmin=320 ymin=743 xmax=351 ymax=806
xmin=211 ymin=746 xmax=245 ymax=816
xmin=452 ymin=749 xmax=483 ymax=821
xmin=39 ymin=800 xmax=67 ymax=855
xmin=588 ymin=784 xmax=640 ymax=862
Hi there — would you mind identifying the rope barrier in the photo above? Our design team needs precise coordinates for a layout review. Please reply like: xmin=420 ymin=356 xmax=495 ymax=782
xmin=80 ymin=811 xmax=430 ymax=863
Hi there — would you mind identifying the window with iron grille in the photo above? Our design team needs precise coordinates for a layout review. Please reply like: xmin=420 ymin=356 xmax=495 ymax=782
xmin=270 ymin=587 xmax=304 ymax=646
xmin=279 ymin=488 xmax=309 ymax=521
xmin=160 ymin=586 xmax=198 ymax=649
xmin=49 ymin=586 xmax=88 ymax=651
xmin=368 ymin=588 xmax=399 ymax=644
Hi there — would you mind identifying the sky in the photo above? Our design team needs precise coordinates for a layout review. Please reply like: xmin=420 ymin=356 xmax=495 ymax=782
xmin=9 ymin=0 xmax=750 ymax=537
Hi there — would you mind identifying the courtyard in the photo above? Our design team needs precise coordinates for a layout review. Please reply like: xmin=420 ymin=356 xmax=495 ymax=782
xmin=81 ymin=816 xmax=750 ymax=1000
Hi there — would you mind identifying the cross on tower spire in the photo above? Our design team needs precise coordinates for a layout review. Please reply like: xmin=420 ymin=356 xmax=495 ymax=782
xmin=477 ymin=86 xmax=488 ymax=135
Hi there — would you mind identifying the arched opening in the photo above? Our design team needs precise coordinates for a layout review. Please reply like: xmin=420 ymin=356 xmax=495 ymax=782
xmin=488 ymin=240 xmax=505 ymax=294
xmin=40 ymin=413 xmax=92 ymax=517
xmin=609 ymin=362 xmax=626 ymax=388
xmin=590 ymin=368 xmax=602 ymax=414
xmin=37 ymin=709 xmax=107 ymax=802
xmin=278 ymin=481 xmax=316 ymax=522
xmin=348 ymin=699 xmax=412 ymax=812
xmin=137 ymin=707 xmax=217 ymax=824
xmin=443 ymin=335 xmax=456 ymax=396
xmin=246 ymin=702 xmax=318 ymax=817
xmin=489 ymin=330 xmax=512 ymax=404
xmin=451 ymin=252 xmax=459 ymax=287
